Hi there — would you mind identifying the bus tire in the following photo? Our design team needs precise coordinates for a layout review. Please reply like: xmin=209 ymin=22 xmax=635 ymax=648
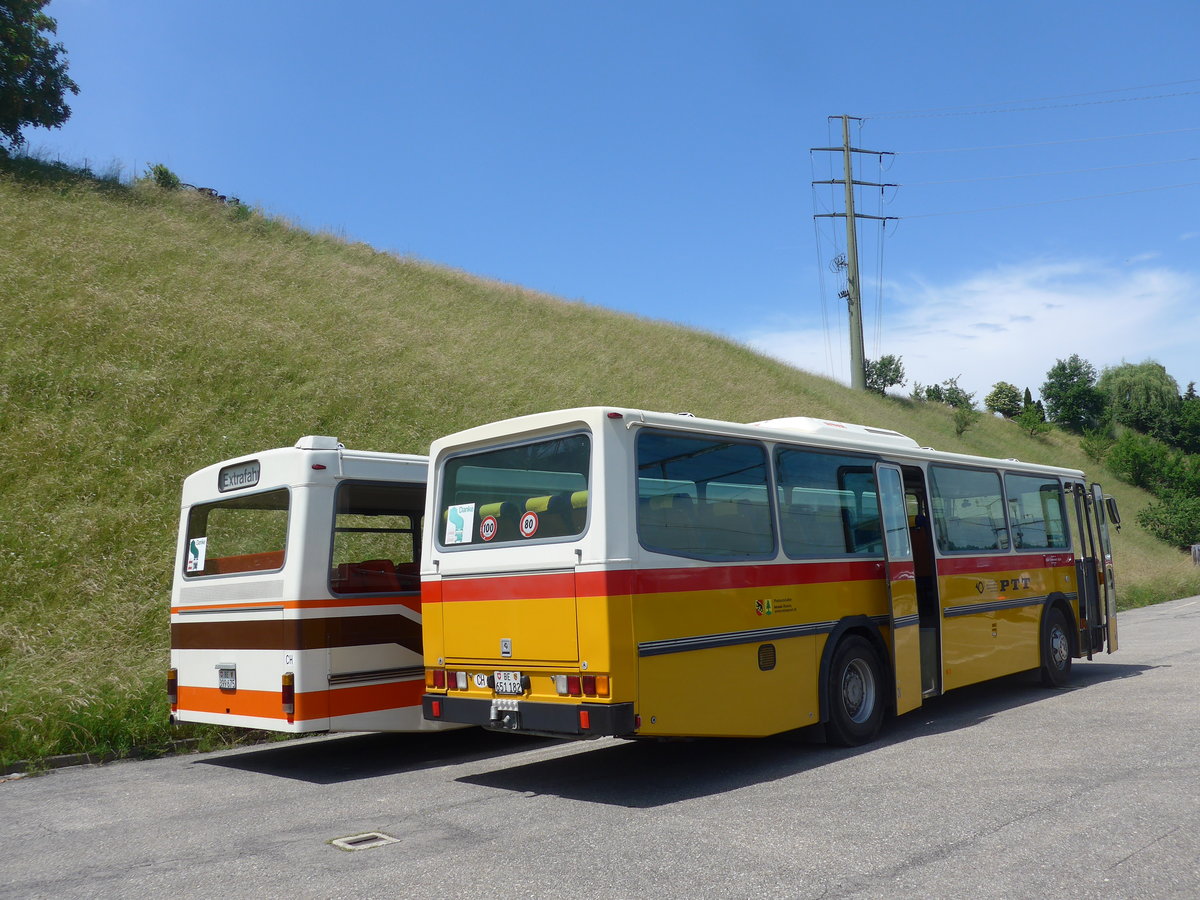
xmin=826 ymin=635 xmax=884 ymax=746
xmin=1040 ymin=607 xmax=1073 ymax=687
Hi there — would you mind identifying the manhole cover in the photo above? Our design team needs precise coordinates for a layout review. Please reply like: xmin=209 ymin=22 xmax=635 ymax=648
xmin=330 ymin=832 xmax=400 ymax=852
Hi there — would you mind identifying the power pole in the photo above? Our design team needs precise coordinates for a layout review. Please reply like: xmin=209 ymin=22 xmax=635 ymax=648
xmin=813 ymin=115 xmax=896 ymax=391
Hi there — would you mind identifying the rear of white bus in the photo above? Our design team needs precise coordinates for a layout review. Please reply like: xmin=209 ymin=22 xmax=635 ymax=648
xmin=169 ymin=436 xmax=443 ymax=733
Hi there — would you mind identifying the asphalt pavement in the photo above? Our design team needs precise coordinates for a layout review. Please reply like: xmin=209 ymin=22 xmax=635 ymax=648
xmin=2 ymin=596 xmax=1198 ymax=899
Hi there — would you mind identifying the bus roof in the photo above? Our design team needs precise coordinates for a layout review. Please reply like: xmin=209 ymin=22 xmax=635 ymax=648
xmin=429 ymin=407 xmax=1088 ymax=480
xmin=180 ymin=437 xmax=429 ymax=506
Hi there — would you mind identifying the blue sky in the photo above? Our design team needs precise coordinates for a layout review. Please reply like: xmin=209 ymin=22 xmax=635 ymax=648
xmin=29 ymin=0 xmax=1200 ymax=404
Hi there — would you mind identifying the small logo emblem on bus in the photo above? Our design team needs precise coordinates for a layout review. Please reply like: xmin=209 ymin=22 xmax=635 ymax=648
xmin=500 ymin=638 xmax=512 ymax=658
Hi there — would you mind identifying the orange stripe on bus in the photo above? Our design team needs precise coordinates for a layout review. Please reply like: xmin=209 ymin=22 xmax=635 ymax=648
xmin=177 ymin=680 xmax=424 ymax=721
xmin=170 ymin=595 xmax=421 ymax=615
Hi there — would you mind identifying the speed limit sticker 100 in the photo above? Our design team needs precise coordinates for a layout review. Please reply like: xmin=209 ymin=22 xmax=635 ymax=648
xmin=479 ymin=515 xmax=498 ymax=542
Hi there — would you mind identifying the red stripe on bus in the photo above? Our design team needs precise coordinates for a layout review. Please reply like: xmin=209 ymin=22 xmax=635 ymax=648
xmin=936 ymin=553 xmax=1074 ymax=576
xmin=426 ymin=560 xmax=885 ymax=603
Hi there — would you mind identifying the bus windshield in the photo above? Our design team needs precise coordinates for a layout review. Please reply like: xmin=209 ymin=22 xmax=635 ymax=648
xmin=439 ymin=433 xmax=590 ymax=548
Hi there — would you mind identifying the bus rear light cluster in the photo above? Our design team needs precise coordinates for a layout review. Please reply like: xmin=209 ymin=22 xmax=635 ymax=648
xmin=167 ymin=668 xmax=178 ymax=707
xmin=553 ymin=674 xmax=610 ymax=698
xmin=425 ymin=669 xmax=467 ymax=691
xmin=281 ymin=672 xmax=295 ymax=715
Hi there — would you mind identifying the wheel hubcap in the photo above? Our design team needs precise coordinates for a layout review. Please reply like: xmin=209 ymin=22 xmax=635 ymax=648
xmin=842 ymin=658 xmax=876 ymax=724
xmin=1050 ymin=626 xmax=1069 ymax=670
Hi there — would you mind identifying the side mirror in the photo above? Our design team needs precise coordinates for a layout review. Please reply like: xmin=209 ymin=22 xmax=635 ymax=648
xmin=1105 ymin=496 xmax=1121 ymax=531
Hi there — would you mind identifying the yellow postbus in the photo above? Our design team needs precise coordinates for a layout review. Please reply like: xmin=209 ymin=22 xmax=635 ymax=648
xmin=421 ymin=408 xmax=1118 ymax=745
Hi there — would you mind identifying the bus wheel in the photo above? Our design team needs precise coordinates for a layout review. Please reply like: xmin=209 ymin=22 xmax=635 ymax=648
xmin=827 ymin=635 xmax=884 ymax=746
xmin=1040 ymin=607 xmax=1073 ymax=687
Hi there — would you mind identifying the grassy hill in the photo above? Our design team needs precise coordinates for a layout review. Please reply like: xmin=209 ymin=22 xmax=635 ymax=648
xmin=3 ymin=158 xmax=1197 ymax=768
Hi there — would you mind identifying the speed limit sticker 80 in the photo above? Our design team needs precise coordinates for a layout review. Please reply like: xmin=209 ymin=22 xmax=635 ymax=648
xmin=519 ymin=511 xmax=539 ymax=538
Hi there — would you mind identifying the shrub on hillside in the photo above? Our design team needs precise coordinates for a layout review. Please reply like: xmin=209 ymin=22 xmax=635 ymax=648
xmin=1137 ymin=494 xmax=1200 ymax=550
xmin=146 ymin=162 xmax=180 ymax=190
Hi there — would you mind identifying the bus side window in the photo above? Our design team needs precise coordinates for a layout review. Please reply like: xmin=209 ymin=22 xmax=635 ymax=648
xmin=331 ymin=481 xmax=424 ymax=594
xmin=929 ymin=466 xmax=1009 ymax=552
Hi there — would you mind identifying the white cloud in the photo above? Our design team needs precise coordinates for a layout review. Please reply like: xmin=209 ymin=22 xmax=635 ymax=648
xmin=741 ymin=258 xmax=1200 ymax=402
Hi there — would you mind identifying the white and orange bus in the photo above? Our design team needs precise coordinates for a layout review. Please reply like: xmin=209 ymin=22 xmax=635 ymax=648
xmin=421 ymin=408 xmax=1118 ymax=745
xmin=169 ymin=436 xmax=454 ymax=734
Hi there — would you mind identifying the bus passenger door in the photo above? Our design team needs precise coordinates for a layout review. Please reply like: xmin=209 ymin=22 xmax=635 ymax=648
xmin=1091 ymin=483 xmax=1119 ymax=653
xmin=1070 ymin=482 xmax=1118 ymax=656
xmin=876 ymin=464 xmax=922 ymax=715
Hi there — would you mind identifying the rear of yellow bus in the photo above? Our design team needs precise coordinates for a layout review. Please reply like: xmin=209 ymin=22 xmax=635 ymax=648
xmin=421 ymin=409 xmax=638 ymax=738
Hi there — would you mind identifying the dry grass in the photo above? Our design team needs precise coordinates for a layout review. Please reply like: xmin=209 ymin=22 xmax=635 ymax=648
xmin=2 ymin=157 xmax=1196 ymax=767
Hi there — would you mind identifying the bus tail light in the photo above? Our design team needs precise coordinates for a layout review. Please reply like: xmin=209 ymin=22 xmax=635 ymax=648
xmin=282 ymin=672 xmax=295 ymax=715
xmin=426 ymin=669 xmax=447 ymax=690
xmin=449 ymin=671 xmax=467 ymax=691
xmin=167 ymin=668 xmax=178 ymax=707
xmin=555 ymin=674 xmax=609 ymax=697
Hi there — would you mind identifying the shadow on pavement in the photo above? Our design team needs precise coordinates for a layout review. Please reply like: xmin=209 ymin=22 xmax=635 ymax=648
xmin=201 ymin=660 xmax=1152 ymax=799
xmin=457 ymin=660 xmax=1155 ymax=808
xmin=200 ymin=728 xmax=551 ymax=785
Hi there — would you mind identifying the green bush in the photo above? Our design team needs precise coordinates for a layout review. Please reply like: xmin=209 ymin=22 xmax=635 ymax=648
xmin=146 ymin=162 xmax=180 ymax=190
xmin=1137 ymin=494 xmax=1200 ymax=549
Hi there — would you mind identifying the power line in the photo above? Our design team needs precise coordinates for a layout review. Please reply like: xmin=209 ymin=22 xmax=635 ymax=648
xmin=903 ymin=156 xmax=1200 ymax=186
xmin=865 ymin=78 xmax=1200 ymax=119
xmin=905 ymin=181 xmax=1200 ymax=219
xmin=898 ymin=126 xmax=1200 ymax=155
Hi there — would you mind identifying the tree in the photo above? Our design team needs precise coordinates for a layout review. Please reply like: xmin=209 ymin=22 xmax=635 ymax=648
xmin=984 ymin=381 xmax=1022 ymax=418
xmin=864 ymin=355 xmax=905 ymax=395
xmin=953 ymin=406 xmax=981 ymax=437
xmin=1097 ymin=360 xmax=1180 ymax=435
xmin=912 ymin=375 xmax=975 ymax=410
xmin=1014 ymin=404 xmax=1051 ymax=438
xmin=1137 ymin=494 xmax=1200 ymax=550
xmin=1040 ymin=354 xmax=1105 ymax=433
xmin=0 ymin=0 xmax=79 ymax=151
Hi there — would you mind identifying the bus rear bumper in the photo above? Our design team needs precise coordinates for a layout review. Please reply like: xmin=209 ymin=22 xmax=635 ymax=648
xmin=423 ymin=694 xmax=636 ymax=738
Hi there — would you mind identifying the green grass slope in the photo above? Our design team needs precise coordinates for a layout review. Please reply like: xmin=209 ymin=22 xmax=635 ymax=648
xmin=2 ymin=161 xmax=1197 ymax=768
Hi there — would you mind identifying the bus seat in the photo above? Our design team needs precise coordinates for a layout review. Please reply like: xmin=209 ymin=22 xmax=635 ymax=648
xmin=332 ymin=559 xmax=401 ymax=593
xmin=570 ymin=490 xmax=588 ymax=530
xmin=525 ymin=493 xmax=574 ymax=537
xmin=702 ymin=501 xmax=766 ymax=553
xmin=479 ymin=500 xmax=520 ymax=541
xmin=204 ymin=550 xmax=285 ymax=575
xmin=640 ymin=493 xmax=698 ymax=553
xmin=781 ymin=505 xmax=848 ymax=555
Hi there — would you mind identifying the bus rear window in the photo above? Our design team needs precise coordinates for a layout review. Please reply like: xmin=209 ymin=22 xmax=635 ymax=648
xmin=439 ymin=434 xmax=590 ymax=548
xmin=184 ymin=488 xmax=289 ymax=577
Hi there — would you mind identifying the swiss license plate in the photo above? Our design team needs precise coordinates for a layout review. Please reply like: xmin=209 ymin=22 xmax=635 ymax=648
xmin=218 ymin=667 xmax=236 ymax=690
xmin=493 ymin=671 xmax=523 ymax=695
